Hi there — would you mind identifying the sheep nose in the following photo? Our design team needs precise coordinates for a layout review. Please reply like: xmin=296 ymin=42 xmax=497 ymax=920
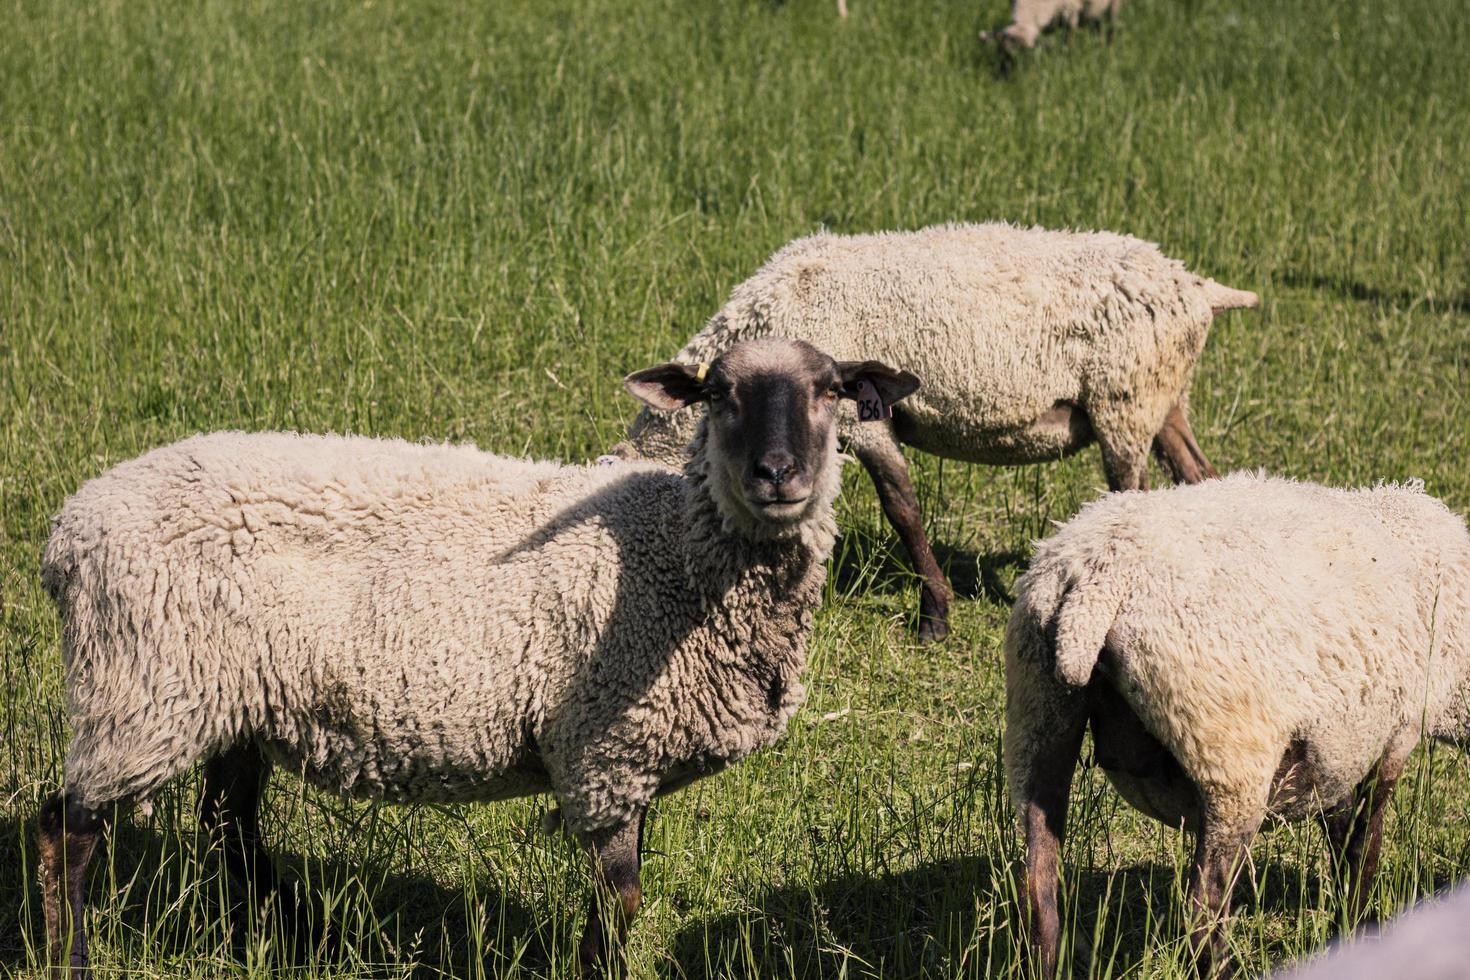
xmin=754 ymin=453 xmax=797 ymax=486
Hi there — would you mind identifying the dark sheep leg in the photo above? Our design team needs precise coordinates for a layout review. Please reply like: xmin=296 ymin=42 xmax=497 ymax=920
xmin=199 ymin=743 xmax=302 ymax=939
xmin=1320 ymin=747 xmax=1409 ymax=926
xmin=576 ymin=809 xmax=646 ymax=978
xmin=1186 ymin=816 xmax=1256 ymax=978
xmin=38 ymin=792 xmax=107 ymax=977
xmin=853 ymin=437 xmax=953 ymax=643
xmin=1151 ymin=402 xmax=1218 ymax=485
xmin=1016 ymin=710 xmax=1087 ymax=978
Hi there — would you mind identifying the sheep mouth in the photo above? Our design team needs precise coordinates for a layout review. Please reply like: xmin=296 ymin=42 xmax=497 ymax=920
xmin=749 ymin=495 xmax=811 ymax=519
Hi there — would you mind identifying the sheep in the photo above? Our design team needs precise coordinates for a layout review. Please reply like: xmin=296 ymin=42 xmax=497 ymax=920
xmin=36 ymin=337 xmax=920 ymax=977
xmin=981 ymin=0 xmax=1124 ymax=53
xmin=1004 ymin=472 xmax=1470 ymax=977
xmin=609 ymin=222 xmax=1258 ymax=644
xmin=1268 ymin=883 xmax=1470 ymax=980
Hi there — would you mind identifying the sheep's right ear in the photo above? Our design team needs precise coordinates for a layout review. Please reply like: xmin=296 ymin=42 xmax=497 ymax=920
xmin=624 ymin=363 xmax=708 ymax=412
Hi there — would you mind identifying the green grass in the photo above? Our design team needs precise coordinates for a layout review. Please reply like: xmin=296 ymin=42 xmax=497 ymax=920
xmin=3 ymin=0 xmax=1469 ymax=975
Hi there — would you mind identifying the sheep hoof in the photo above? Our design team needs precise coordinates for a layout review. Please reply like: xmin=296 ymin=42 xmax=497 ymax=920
xmin=917 ymin=612 xmax=950 ymax=645
xmin=917 ymin=587 xmax=951 ymax=644
xmin=540 ymin=807 xmax=566 ymax=835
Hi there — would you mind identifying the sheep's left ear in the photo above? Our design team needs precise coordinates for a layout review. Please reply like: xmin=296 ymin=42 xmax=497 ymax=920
xmin=624 ymin=363 xmax=708 ymax=412
xmin=837 ymin=360 xmax=921 ymax=406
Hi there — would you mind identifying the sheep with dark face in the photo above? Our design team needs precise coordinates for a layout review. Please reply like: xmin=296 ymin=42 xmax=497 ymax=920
xmin=37 ymin=338 xmax=918 ymax=976
xmin=1005 ymin=473 xmax=1470 ymax=978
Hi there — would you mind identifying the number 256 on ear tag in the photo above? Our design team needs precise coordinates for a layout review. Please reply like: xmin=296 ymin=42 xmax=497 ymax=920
xmin=853 ymin=379 xmax=891 ymax=422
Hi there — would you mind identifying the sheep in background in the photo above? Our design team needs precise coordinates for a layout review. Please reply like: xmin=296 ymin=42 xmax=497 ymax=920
xmin=36 ymin=338 xmax=919 ymax=977
xmin=1005 ymin=472 xmax=1470 ymax=977
xmin=982 ymin=0 xmax=1124 ymax=52
xmin=610 ymin=222 xmax=1258 ymax=643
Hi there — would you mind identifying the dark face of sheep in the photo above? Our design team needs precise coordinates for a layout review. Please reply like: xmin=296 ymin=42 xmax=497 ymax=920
xmin=625 ymin=338 xmax=920 ymax=532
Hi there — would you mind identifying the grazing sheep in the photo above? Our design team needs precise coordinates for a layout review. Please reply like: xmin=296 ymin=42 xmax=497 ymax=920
xmin=981 ymin=0 xmax=1124 ymax=52
xmin=610 ymin=222 xmax=1258 ymax=643
xmin=1004 ymin=472 xmax=1470 ymax=977
xmin=36 ymin=338 xmax=919 ymax=977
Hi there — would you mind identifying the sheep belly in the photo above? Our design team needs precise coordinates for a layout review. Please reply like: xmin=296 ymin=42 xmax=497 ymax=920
xmin=1090 ymin=680 xmax=1358 ymax=831
xmin=893 ymin=400 xmax=1094 ymax=466
xmin=260 ymin=673 xmax=549 ymax=804
xmin=1090 ymin=681 xmax=1201 ymax=830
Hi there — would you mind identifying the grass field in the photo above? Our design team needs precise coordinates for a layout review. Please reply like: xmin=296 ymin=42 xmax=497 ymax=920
xmin=3 ymin=0 xmax=1469 ymax=976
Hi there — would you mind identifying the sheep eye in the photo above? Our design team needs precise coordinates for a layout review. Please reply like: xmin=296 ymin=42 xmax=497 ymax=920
xmin=824 ymin=384 xmax=841 ymax=400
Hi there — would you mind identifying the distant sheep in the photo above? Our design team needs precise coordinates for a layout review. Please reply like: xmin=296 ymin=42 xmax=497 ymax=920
xmin=981 ymin=0 xmax=1123 ymax=52
xmin=36 ymin=338 xmax=918 ymax=976
xmin=611 ymin=222 xmax=1257 ymax=643
xmin=1005 ymin=473 xmax=1470 ymax=976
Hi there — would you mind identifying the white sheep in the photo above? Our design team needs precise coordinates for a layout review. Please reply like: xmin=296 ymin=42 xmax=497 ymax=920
xmin=36 ymin=338 xmax=919 ymax=976
xmin=1004 ymin=472 xmax=1470 ymax=977
xmin=981 ymin=0 xmax=1124 ymax=52
xmin=611 ymin=222 xmax=1258 ymax=643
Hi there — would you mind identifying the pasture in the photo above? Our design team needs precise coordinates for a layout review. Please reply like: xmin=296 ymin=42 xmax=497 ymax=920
xmin=2 ymin=0 xmax=1468 ymax=976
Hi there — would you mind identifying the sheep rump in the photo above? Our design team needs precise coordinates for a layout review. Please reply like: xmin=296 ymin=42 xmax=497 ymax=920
xmin=42 ymin=430 xmax=828 ymax=833
xmin=1004 ymin=471 xmax=1470 ymax=972
xmin=1006 ymin=471 xmax=1470 ymax=830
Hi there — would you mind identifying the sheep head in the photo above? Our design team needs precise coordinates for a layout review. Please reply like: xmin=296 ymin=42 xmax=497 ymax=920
xmin=625 ymin=338 xmax=918 ymax=538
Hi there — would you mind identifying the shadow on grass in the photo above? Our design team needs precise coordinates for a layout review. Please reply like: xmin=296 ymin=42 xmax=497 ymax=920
xmin=0 ymin=809 xmax=32 ymax=968
xmin=1278 ymin=270 xmax=1469 ymax=314
xmin=670 ymin=855 xmax=1004 ymax=979
xmin=0 ymin=803 xmax=555 ymax=977
xmin=667 ymin=854 xmax=1337 ymax=980
xmin=831 ymin=529 xmax=1028 ymax=608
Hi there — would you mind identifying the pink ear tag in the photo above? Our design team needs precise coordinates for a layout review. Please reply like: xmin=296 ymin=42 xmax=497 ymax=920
xmin=853 ymin=379 xmax=891 ymax=422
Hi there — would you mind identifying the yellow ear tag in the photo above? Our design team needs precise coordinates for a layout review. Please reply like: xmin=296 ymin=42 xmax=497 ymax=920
xmin=694 ymin=362 xmax=710 ymax=383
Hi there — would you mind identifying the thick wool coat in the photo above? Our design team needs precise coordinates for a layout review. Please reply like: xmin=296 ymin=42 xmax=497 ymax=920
xmin=43 ymin=427 xmax=839 ymax=832
xmin=994 ymin=0 xmax=1122 ymax=48
xmin=1005 ymin=472 xmax=1470 ymax=832
xmin=615 ymin=223 xmax=1256 ymax=472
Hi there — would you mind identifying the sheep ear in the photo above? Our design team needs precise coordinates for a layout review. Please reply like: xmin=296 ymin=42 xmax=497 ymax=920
xmin=624 ymin=363 xmax=708 ymax=412
xmin=837 ymin=360 xmax=921 ymax=406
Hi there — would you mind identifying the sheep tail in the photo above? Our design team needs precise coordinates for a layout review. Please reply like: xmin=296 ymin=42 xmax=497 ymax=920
xmin=1203 ymin=279 xmax=1260 ymax=316
xmin=1051 ymin=571 xmax=1126 ymax=688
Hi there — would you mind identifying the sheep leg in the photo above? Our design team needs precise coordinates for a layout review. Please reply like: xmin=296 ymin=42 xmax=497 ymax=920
xmin=1012 ymin=702 xmax=1087 ymax=978
xmin=38 ymin=791 xmax=106 ymax=977
xmin=200 ymin=744 xmax=301 ymax=937
xmin=1097 ymin=438 xmax=1150 ymax=492
xmin=1151 ymin=403 xmax=1218 ymax=485
xmin=1320 ymin=745 xmax=1410 ymax=926
xmin=1186 ymin=811 xmax=1257 ymax=979
xmin=853 ymin=437 xmax=953 ymax=643
xmin=576 ymin=809 xmax=645 ymax=978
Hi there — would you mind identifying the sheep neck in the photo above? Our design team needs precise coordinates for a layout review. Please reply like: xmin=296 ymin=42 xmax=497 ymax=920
xmin=682 ymin=422 xmax=838 ymax=561
xmin=677 ymin=424 xmax=838 ymax=616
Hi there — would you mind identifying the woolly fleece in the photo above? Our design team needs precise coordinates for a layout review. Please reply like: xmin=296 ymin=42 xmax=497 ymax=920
xmin=615 ymin=222 xmax=1256 ymax=477
xmin=1005 ymin=472 xmax=1470 ymax=834
xmin=43 ymin=423 xmax=842 ymax=833
xmin=989 ymin=0 xmax=1123 ymax=48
